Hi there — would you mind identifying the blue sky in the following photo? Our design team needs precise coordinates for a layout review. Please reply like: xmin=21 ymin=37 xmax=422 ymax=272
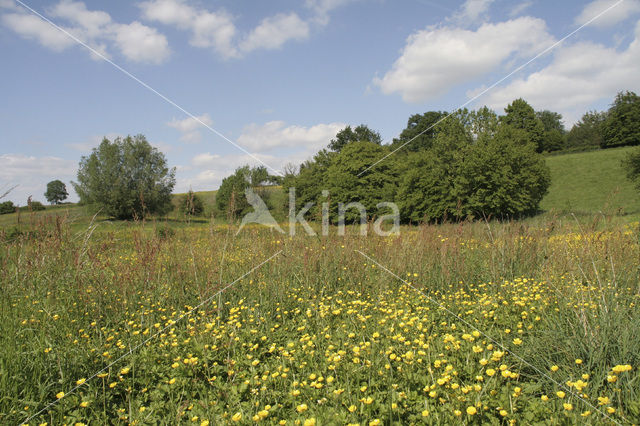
xmin=1 ymin=0 xmax=640 ymax=204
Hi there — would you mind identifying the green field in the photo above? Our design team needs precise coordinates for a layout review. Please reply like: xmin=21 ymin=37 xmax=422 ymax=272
xmin=540 ymin=146 xmax=639 ymax=215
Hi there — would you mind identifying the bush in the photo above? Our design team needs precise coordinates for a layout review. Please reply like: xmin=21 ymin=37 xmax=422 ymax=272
xmin=73 ymin=135 xmax=176 ymax=219
xmin=397 ymin=109 xmax=550 ymax=222
xmin=29 ymin=201 xmax=46 ymax=211
xmin=0 ymin=201 xmax=15 ymax=215
xmin=179 ymin=190 xmax=205 ymax=216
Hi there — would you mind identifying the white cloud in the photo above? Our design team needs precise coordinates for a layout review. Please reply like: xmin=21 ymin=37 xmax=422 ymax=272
xmin=1 ymin=1 xmax=170 ymax=64
xmin=472 ymin=21 xmax=640 ymax=125
xmin=0 ymin=154 xmax=77 ymax=204
xmin=167 ymin=113 xmax=213 ymax=143
xmin=1 ymin=12 xmax=75 ymax=51
xmin=575 ymin=0 xmax=640 ymax=29
xmin=112 ymin=21 xmax=169 ymax=64
xmin=240 ymin=13 xmax=310 ymax=53
xmin=305 ymin=0 xmax=356 ymax=25
xmin=140 ymin=0 xmax=340 ymax=58
xmin=374 ymin=17 xmax=555 ymax=103
xmin=451 ymin=0 xmax=494 ymax=24
xmin=139 ymin=0 xmax=239 ymax=58
xmin=509 ymin=1 xmax=533 ymax=17
xmin=237 ymin=120 xmax=344 ymax=152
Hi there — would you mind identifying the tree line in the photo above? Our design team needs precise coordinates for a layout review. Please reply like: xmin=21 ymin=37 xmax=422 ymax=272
xmin=17 ymin=90 xmax=636 ymax=221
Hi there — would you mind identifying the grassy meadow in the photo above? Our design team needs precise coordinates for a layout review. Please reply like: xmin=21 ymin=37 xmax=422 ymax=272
xmin=1 ymin=148 xmax=640 ymax=425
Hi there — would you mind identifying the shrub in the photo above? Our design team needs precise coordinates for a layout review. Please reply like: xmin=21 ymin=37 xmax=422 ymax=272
xmin=179 ymin=190 xmax=205 ymax=216
xmin=0 ymin=201 xmax=15 ymax=215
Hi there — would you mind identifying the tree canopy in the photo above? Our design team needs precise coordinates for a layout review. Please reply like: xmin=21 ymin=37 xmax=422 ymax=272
xmin=602 ymin=91 xmax=640 ymax=148
xmin=502 ymin=98 xmax=546 ymax=152
xmin=391 ymin=111 xmax=447 ymax=152
xmin=567 ymin=111 xmax=607 ymax=150
xmin=45 ymin=180 xmax=68 ymax=205
xmin=328 ymin=125 xmax=382 ymax=152
xmin=73 ymin=135 xmax=175 ymax=219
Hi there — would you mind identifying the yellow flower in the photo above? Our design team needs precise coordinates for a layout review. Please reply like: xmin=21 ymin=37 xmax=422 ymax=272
xmin=231 ymin=412 xmax=242 ymax=422
xmin=56 ymin=392 xmax=64 ymax=399
xmin=421 ymin=409 xmax=429 ymax=417
xmin=512 ymin=338 xmax=522 ymax=345
xmin=76 ymin=378 xmax=86 ymax=385
xmin=120 ymin=367 xmax=130 ymax=375
xmin=541 ymin=395 xmax=549 ymax=402
xmin=80 ymin=401 xmax=89 ymax=408
xmin=500 ymin=409 xmax=508 ymax=417
xmin=201 ymin=421 xmax=210 ymax=426
xmin=297 ymin=404 xmax=308 ymax=413
xmin=575 ymin=359 xmax=583 ymax=365
xmin=139 ymin=406 xmax=146 ymax=413
xmin=486 ymin=368 xmax=495 ymax=377
xmin=303 ymin=419 xmax=316 ymax=426
xmin=466 ymin=406 xmax=477 ymax=415
xmin=598 ymin=396 xmax=610 ymax=405
xmin=550 ymin=365 xmax=559 ymax=372
xmin=348 ymin=405 xmax=357 ymax=413
xmin=369 ymin=420 xmax=381 ymax=426
xmin=563 ymin=403 xmax=573 ymax=411
xmin=607 ymin=407 xmax=616 ymax=414
xmin=556 ymin=391 xmax=565 ymax=398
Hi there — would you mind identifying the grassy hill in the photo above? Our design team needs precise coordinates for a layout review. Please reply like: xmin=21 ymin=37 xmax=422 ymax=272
xmin=540 ymin=146 xmax=639 ymax=215
xmin=1 ymin=148 xmax=639 ymax=231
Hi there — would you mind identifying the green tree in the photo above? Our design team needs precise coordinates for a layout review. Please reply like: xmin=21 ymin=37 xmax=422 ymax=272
xmin=44 ymin=180 xmax=68 ymax=204
xmin=536 ymin=110 xmax=566 ymax=152
xmin=0 ymin=201 xmax=15 ymax=215
xmin=180 ymin=190 xmax=205 ymax=217
xmin=284 ymin=149 xmax=336 ymax=218
xmin=602 ymin=91 xmax=640 ymax=148
xmin=328 ymin=125 xmax=382 ymax=152
xmin=622 ymin=147 xmax=640 ymax=191
xmin=215 ymin=166 xmax=251 ymax=219
xmin=73 ymin=135 xmax=175 ymax=219
xmin=325 ymin=142 xmax=399 ymax=223
xmin=502 ymin=98 xmax=545 ymax=152
xmin=398 ymin=109 xmax=550 ymax=222
xmin=566 ymin=110 xmax=607 ymax=149
xmin=391 ymin=111 xmax=447 ymax=152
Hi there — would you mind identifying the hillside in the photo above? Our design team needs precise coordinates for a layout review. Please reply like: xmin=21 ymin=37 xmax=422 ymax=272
xmin=540 ymin=146 xmax=639 ymax=215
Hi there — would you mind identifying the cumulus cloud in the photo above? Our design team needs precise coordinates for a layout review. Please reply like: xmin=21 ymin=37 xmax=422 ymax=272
xmin=240 ymin=13 xmax=310 ymax=53
xmin=139 ymin=0 xmax=238 ymax=58
xmin=237 ymin=121 xmax=345 ymax=152
xmin=167 ymin=113 xmax=213 ymax=143
xmin=0 ymin=154 xmax=77 ymax=204
xmin=575 ymin=0 xmax=640 ymax=29
xmin=470 ymin=21 xmax=640 ymax=125
xmin=1 ymin=0 xmax=170 ymax=63
xmin=451 ymin=0 xmax=494 ymax=25
xmin=374 ymin=17 xmax=555 ymax=103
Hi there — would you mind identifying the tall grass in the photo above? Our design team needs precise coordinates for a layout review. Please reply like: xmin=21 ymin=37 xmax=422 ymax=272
xmin=1 ymin=214 xmax=638 ymax=423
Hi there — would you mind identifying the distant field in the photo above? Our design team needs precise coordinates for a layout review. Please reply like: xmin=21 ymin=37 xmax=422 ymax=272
xmin=540 ymin=146 xmax=639 ymax=215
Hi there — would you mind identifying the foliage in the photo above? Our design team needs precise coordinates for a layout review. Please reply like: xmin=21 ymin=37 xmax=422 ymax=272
xmin=179 ymin=190 xmax=205 ymax=217
xmin=28 ymin=200 xmax=46 ymax=211
xmin=215 ymin=165 xmax=251 ymax=219
xmin=45 ymin=180 xmax=69 ymax=204
xmin=325 ymin=142 xmax=399 ymax=222
xmin=284 ymin=150 xmax=336 ymax=218
xmin=391 ymin=111 xmax=447 ymax=152
xmin=622 ymin=146 xmax=640 ymax=192
xmin=0 ymin=201 xmax=15 ymax=215
xmin=73 ymin=135 xmax=175 ymax=220
xmin=602 ymin=91 xmax=640 ymax=148
xmin=566 ymin=110 xmax=607 ymax=150
xmin=502 ymin=98 xmax=545 ymax=152
xmin=536 ymin=110 xmax=566 ymax=152
xmin=328 ymin=125 xmax=382 ymax=152
xmin=398 ymin=109 xmax=550 ymax=222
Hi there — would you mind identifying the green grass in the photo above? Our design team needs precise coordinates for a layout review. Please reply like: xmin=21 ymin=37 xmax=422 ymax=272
xmin=540 ymin=146 xmax=639 ymax=215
